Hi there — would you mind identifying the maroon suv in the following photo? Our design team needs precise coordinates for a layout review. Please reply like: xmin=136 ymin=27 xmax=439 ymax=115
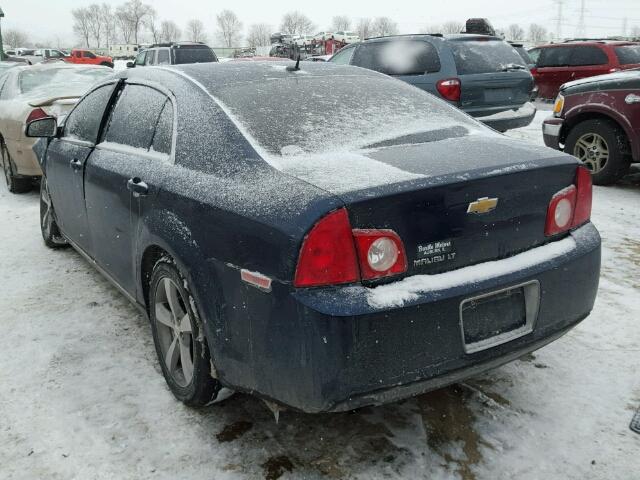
xmin=533 ymin=41 xmax=640 ymax=99
xmin=542 ymin=70 xmax=640 ymax=184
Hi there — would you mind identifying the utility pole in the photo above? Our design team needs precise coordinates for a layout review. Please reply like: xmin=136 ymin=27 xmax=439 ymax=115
xmin=554 ymin=0 xmax=565 ymax=41
xmin=576 ymin=0 xmax=586 ymax=38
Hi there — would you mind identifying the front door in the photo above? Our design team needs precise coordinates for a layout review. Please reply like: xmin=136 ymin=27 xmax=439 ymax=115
xmin=44 ymin=82 xmax=119 ymax=252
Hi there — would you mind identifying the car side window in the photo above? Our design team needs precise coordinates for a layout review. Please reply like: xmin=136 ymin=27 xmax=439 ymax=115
xmin=352 ymin=40 xmax=441 ymax=75
xmin=537 ymin=47 xmax=574 ymax=67
xmin=570 ymin=46 xmax=608 ymax=66
xmin=330 ymin=46 xmax=355 ymax=65
xmin=135 ymin=51 xmax=147 ymax=66
xmin=145 ymin=50 xmax=156 ymax=65
xmin=84 ymin=51 xmax=97 ymax=59
xmin=64 ymin=84 xmax=117 ymax=143
xmin=157 ymin=49 xmax=171 ymax=65
xmin=103 ymin=84 xmax=167 ymax=151
xmin=150 ymin=100 xmax=174 ymax=155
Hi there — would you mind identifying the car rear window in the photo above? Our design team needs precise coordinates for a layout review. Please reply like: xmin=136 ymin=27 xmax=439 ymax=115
xmin=615 ymin=45 xmax=640 ymax=65
xmin=214 ymin=72 xmax=482 ymax=156
xmin=19 ymin=67 xmax=112 ymax=95
xmin=351 ymin=40 xmax=441 ymax=75
xmin=174 ymin=47 xmax=217 ymax=64
xmin=449 ymin=39 xmax=526 ymax=74
xmin=569 ymin=46 xmax=608 ymax=66
xmin=514 ymin=46 xmax=532 ymax=65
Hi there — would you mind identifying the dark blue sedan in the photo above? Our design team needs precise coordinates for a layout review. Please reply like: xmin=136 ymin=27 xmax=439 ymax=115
xmin=28 ymin=62 xmax=601 ymax=413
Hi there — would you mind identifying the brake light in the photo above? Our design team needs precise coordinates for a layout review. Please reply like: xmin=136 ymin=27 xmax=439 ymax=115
xmin=352 ymin=230 xmax=407 ymax=281
xmin=544 ymin=166 xmax=592 ymax=236
xmin=573 ymin=166 xmax=592 ymax=227
xmin=436 ymin=78 xmax=461 ymax=102
xmin=26 ymin=108 xmax=48 ymax=124
xmin=293 ymin=208 xmax=360 ymax=287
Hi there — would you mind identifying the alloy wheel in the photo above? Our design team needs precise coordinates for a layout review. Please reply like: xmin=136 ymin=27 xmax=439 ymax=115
xmin=573 ymin=132 xmax=609 ymax=174
xmin=154 ymin=277 xmax=195 ymax=387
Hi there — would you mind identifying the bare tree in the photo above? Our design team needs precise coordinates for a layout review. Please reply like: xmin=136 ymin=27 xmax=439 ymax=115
xmin=101 ymin=4 xmax=117 ymax=49
xmin=160 ymin=21 xmax=182 ymax=43
xmin=186 ymin=19 xmax=207 ymax=43
xmin=631 ymin=26 xmax=640 ymax=39
xmin=507 ymin=24 xmax=525 ymax=41
xmin=280 ymin=11 xmax=315 ymax=35
xmin=331 ymin=15 xmax=351 ymax=32
xmin=3 ymin=29 xmax=28 ymax=48
xmin=146 ymin=9 xmax=161 ymax=44
xmin=118 ymin=0 xmax=154 ymax=44
xmin=356 ymin=18 xmax=373 ymax=40
xmin=216 ymin=10 xmax=242 ymax=47
xmin=371 ymin=17 xmax=398 ymax=37
xmin=116 ymin=5 xmax=134 ymax=44
xmin=72 ymin=8 xmax=92 ymax=48
xmin=442 ymin=21 xmax=464 ymax=34
xmin=420 ymin=24 xmax=442 ymax=34
xmin=528 ymin=23 xmax=549 ymax=44
xmin=246 ymin=23 xmax=271 ymax=48
xmin=87 ymin=4 xmax=103 ymax=48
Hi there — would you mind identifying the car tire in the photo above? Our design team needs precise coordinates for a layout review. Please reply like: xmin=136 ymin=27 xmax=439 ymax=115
xmin=565 ymin=118 xmax=630 ymax=185
xmin=39 ymin=176 xmax=68 ymax=249
xmin=100 ymin=61 xmax=113 ymax=68
xmin=1 ymin=141 xmax=32 ymax=194
xmin=149 ymin=257 xmax=228 ymax=407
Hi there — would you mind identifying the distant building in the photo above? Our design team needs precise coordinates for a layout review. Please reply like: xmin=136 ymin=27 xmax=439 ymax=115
xmin=109 ymin=44 xmax=139 ymax=59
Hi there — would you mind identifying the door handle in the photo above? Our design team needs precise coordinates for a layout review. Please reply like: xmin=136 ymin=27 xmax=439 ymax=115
xmin=69 ymin=158 xmax=82 ymax=170
xmin=127 ymin=177 xmax=149 ymax=197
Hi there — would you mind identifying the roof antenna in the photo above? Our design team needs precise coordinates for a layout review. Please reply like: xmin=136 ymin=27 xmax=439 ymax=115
xmin=286 ymin=55 xmax=301 ymax=72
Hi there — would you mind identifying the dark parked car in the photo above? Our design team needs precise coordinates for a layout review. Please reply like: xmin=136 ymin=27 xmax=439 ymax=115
xmin=28 ymin=63 xmax=600 ymax=413
xmin=128 ymin=42 xmax=218 ymax=68
xmin=329 ymin=34 xmax=537 ymax=132
xmin=532 ymin=41 xmax=640 ymax=99
xmin=542 ymin=69 xmax=640 ymax=185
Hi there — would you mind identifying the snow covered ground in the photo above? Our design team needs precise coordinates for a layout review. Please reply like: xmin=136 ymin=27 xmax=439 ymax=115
xmin=1 ymin=103 xmax=638 ymax=480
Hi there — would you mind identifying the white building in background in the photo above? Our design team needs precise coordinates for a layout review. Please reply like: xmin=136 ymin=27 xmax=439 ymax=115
xmin=109 ymin=44 xmax=139 ymax=59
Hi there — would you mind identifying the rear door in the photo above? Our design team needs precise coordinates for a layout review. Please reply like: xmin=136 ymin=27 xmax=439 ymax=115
xmin=84 ymin=82 xmax=172 ymax=295
xmin=349 ymin=39 xmax=443 ymax=96
xmin=567 ymin=45 xmax=611 ymax=82
xmin=534 ymin=46 xmax=575 ymax=98
xmin=448 ymin=38 xmax=534 ymax=116
xmin=45 ymin=82 xmax=119 ymax=252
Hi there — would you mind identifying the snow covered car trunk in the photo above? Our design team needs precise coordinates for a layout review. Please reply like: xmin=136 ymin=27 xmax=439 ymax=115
xmin=32 ymin=62 xmax=601 ymax=414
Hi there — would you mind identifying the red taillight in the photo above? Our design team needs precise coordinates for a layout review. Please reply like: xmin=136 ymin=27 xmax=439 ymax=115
xmin=26 ymin=108 xmax=48 ymax=124
xmin=293 ymin=208 xmax=360 ymax=288
xmin=352 ymin=229 xmax=407 ymax=281
xmin=436 ymin=78 xmax=461 ymax=102
xmin=530 ymin=67 xmax=538 ymax=76
xmin=544 ymin=166 xmax=592 ymax=237
xmin=573 ymin=166 xmax=592 ymax=227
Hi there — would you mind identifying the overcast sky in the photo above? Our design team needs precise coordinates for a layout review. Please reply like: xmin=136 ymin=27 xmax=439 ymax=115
xmin=2 ymin=0 xmax=640 ymax=46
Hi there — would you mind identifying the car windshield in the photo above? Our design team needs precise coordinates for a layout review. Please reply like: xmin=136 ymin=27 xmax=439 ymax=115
xmin=174 ymin=47 xmax=216 ymax=64
xmin=615 ymin=45 xmax=640 ymax=65
xmin=214 ymin=72 xmax=485 ymax=157
xmin=450 ymin=39 xmax=527 ymax=74
xmin=19 ymin=67 xmax=112 ymax=96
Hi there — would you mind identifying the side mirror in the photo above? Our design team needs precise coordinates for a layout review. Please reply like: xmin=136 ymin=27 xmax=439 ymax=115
xmin=26 ymin=117 xmax=58 ymax=138
xmin=126 ymin=61 xmax=134 ymax=68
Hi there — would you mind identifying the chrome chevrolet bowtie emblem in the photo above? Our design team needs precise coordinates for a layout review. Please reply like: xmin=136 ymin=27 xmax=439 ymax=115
xmin=467 ymin=197 xmax=499 ymax=214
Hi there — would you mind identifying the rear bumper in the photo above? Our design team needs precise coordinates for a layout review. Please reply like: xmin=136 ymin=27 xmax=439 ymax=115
xmin=211 ymin=223 xmax=601 ymax=413
xmin=5 ymin=137 xmax=41 ymax=177
xmin=542 ymin=117 xmax=564 ymax=150
xmin=472 ymin=102 xmax=537 ymax=132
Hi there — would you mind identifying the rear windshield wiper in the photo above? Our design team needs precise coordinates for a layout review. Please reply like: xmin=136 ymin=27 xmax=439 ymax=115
xmin=499 ymin=63 xmax=526 ymax=71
